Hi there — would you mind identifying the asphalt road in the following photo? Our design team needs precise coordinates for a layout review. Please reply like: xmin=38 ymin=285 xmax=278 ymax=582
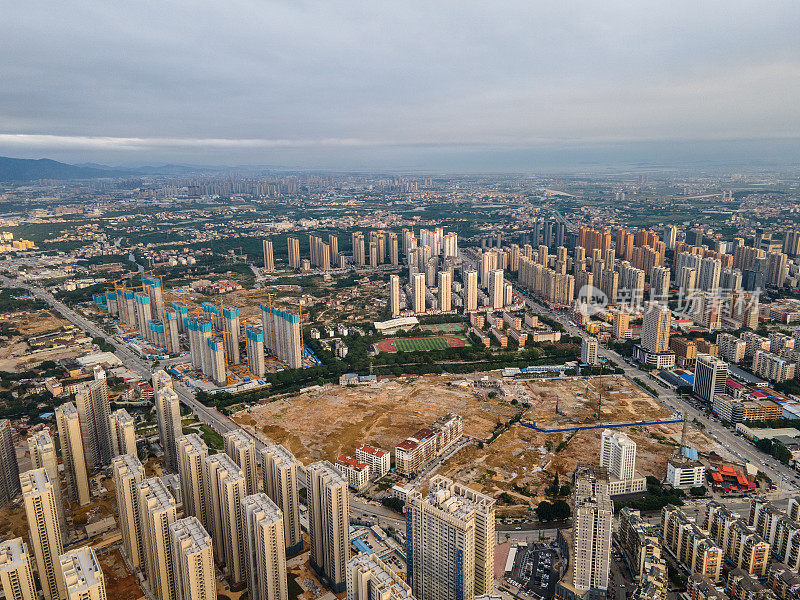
xmin=521 ymin=293 xmax=800 ymax=499
xmin=3 ymin=275 xmax=407 ymax=518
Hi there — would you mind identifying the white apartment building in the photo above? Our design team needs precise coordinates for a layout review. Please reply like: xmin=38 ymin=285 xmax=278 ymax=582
xmin=355 ymin=444 xmax=391 ymax=479
xmin=336 ymin=456 xmax=370 ymax=491
xmin=581 ymin=337 xmax=599 ymax=365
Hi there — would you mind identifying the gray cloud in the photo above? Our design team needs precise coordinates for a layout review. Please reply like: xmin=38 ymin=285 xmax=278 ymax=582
xmin=0 ymin=1 xmax=798 ymax=167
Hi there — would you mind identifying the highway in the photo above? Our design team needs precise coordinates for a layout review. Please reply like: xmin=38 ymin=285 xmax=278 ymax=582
xmin=521 ymin=292 xmax=800 ymax=498
xmin=3 ymin=276 xmax=407 ymax=519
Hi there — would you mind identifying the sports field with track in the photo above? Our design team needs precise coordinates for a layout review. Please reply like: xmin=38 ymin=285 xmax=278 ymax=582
xmin=374 ymin=335 xmax=467 ymax=353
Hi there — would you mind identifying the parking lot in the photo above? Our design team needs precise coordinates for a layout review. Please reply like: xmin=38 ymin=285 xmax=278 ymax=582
xmin=507 ymin=542 xmax=559 ymax=599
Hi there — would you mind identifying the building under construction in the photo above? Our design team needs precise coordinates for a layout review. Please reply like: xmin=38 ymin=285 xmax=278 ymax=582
xmin=99 ymin=273 xmax=304 ymax=386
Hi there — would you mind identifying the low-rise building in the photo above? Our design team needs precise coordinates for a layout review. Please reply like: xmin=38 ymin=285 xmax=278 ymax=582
xmin=335 ymin=456 xmax=370 ymax=491
xmin=355 ymin=444 xmax=390 ymax=480
xmin=394 ymin=414 xmax=462 ymax=476
xmin=666 ymin=458 xmax=706 ymax=489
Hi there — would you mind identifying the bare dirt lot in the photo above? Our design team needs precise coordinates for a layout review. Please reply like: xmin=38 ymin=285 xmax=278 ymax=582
xmin=98 ymin=549 xmax=143 ymax=600
xmin=233 ymin=374 xmax=519 ymax=463
xmin=520 ymin=375 xmax=673 ymax=427
xmin=433 ymin=376 xmax=718 ymax=508
xmin=0 ymin=309 xmax=80 ymax=371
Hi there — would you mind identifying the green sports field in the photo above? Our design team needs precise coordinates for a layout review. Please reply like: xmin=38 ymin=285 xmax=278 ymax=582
xmin=394 ymin=337 xmax=451 ymax=352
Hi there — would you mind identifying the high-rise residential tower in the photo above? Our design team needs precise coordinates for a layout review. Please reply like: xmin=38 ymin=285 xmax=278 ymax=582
xmin=406 ymin=476 xmax=495 ymax=600
xmin=464 ymin=270 xmax=478 ymax=311
xmin=600 ymin=429 xmax=637 ymax=481
xmin=242 ymin=493 xmax=288 ymax=600
xmin=438 ymin=271 xmax=452 ymax=312
xmin=205 ymin=453 xmax=246 ymax=583
xmin=28 ymin=430 xmax=66 ymax=535
xmin=59 ymin=547 xmax=107 ymax=600
xmin=154 ymin=373 xmax=182 ymax=473
xmin=0 ymin=538 xmax=36 ymax=600
xmin=112 ymin=454 xmax=146 ymax=570
xmin=262 ymin=239 xmax=275 ymax=271
xmin=20 ymin=469 xmax=64 ymax=600
xmin=412 ymin=273 xmax=426 ymax=314
xmin=287 ymin=237 xmax=300 ymax=269
xmin=389 ymin=275 xmax=401 ymax=317
xmin=0 ymin=420 xmax=20 ymax=508
xmin=261 ymin=445 xmax=303 ymax=556
xmin=307 ymin=461 xmax=349 ymax=593
xmin=55 ymin=402 xmax=90 ymax=506
xmin=347 ymin=553 xmax=414 ymax=600
xmin=246 ymin=327 xmax=266 ymax=377
xmin=75 ymin=368 xmax=113 ymax=466
xmin=170 ymin=517 xmax=215 ymax=600
xmin=261 ymin=306 xmax=302 ymax=369
xmin=139 ymin=477 xmax=178 ymax=600
xmin=694 ymin=354 xmax=728 ymax=404
xmin=109 ymin=408 xmax=137 ymax=457
xmin=176 ymin=434 xmax=209 ymax=531
xmin=224 ymin=430 xmax=258 ymax=496
xmin=641 ymin=304 xmax=672 ymax=354
xmin=572 ymin=466 xmax=613 ymax=592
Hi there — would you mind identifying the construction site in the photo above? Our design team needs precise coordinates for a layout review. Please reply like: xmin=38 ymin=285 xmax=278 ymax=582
xmin=91 ymin=271 xmax=314 ymax=392
xmin=233 ymin=373 xmax=520 ymax=464
xmin=516 ymin=375 xmax=676 ymax=429
xmin=432 ymin=376 xmax=719 ymax=512
xmin=233 ymin=372 xmax=723 ymax=514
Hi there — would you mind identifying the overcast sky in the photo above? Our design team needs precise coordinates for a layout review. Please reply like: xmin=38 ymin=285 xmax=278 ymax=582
xmin=1 ymin=1 xmax=799 ymax=169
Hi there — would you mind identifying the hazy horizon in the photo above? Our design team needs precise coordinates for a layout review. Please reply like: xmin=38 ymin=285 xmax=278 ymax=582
xmin=2 ymin=1 xmax=799 ymax=171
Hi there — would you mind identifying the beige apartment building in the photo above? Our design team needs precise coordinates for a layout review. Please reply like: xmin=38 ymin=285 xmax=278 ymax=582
xmin=20 ymin=469 xmax=64 ymax=600
xmin=0 ymin=538 xmax=36 ymax=600
xmin=205 ymin=453 xmax=246 ymax=584
xmin=139 ymin=477 xmax=178 ymax=600
xmin=112 ymin=454 xmax=146 ymax=570
xmin=56 ymin=402 xmax=91 ymax=506
xmin=59 ymin=547 xmax=107 ymax=600
xmin=28 ymin=430 xmax=66 ymax=535
xmin=224 ymin=430 xmax=258 ymax=496
xmin=242 ymin=493 xmax=288 ymax=600
xmin=177 ymin=434 xmax=209 ymax=531
xmin=170 ymin=517 xmax=215 ymax=600
xmin=307 ymin=461 xmax=349 ymax=593
xmin=261 ymin=444 xmax=303 ymax=556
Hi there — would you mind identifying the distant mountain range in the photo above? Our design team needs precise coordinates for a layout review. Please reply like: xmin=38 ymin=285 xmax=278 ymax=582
xmin=0 ymin=156 xmax=224 ymax=181
xmin=0 ymin=156 xmax=132 ymax=181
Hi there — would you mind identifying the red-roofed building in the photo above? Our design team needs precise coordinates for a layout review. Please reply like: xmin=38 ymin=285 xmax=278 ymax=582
xmin=727 ymin=379 xmax=745 ymax=398
xmin=708 ymin=465 xmax=756 ymax=493
xmin=335 ymin=455 xmax=370 ymax=491
xmin=394 ymin=414 xmax=463 ymax=476
xmin=355 ymin=443 xmax=391 ymax=479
